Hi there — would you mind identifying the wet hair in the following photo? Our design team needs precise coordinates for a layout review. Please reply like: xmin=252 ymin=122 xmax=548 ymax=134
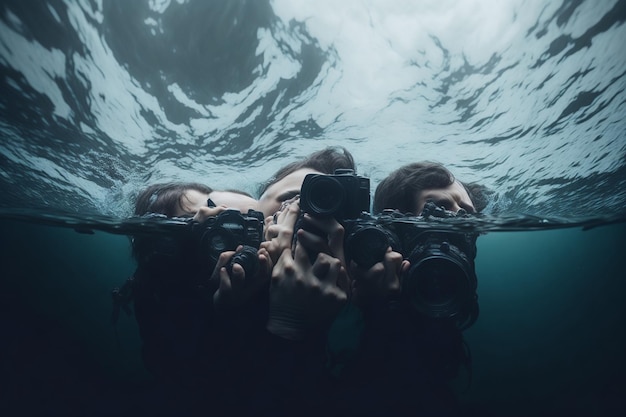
xmin=134 ymin=182 xmax=214 ymax=217
xmin=131 ymin=182 xmax=213 ymax=262
xmin=373 ymin=161 xmax=488 ymax=214
xmin=258 ymin=146 xmax=356 ymax=196
xmin=130 ymin=182 xmax=217 ymax=382
xmin=373 ymin=162 xmax=454 ymax=214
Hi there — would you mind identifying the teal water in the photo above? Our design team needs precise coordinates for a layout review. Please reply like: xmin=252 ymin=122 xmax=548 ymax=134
xmin=1 ymin=218 xmax=624 ymax=416
xmin=1 ymin=0 xmax=626 ymax=415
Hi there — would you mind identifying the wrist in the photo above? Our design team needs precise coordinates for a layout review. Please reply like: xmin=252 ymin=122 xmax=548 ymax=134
xmin=267 ymin=310 xmax=309 ymax=341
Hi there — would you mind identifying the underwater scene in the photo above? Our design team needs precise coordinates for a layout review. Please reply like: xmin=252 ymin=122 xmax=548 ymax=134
xmin=1 ymin=0 xmax=625 ymax=416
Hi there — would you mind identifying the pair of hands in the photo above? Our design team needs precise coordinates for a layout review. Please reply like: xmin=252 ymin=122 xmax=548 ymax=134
xmin=261 ymin=199 xmax=409 ymax=340
xmin=193 ymin=206 xmax=272 ymax=312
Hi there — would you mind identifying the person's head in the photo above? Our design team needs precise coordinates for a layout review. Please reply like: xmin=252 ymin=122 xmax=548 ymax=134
xmin=134 ymin=182 xmax=214 ymax=217
xmin=258 ymin=147 xmax=356 ymax=217
xmin=132 ymin=182 xmax=259 ymax=261
xmin=135 ymin=183 xmax=258 ymax=217
xmin=208 ymin=189 xmax=258 ymax=213
xmin=373 ymin=162 xmax=487 ymax=215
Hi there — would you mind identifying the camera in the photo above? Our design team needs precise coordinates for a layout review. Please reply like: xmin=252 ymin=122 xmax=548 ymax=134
xmin=226 ymin=245 xmax=260 ymax=278
xmin=191 ymin=209 xmax=264 ymax=276
xmin=300 ymin=169 xmax=370 ymax=219
xmin=344 ymin=203 xmax=479 ymax=328
xmin=295 ymin=169 xmax=370 ymax=263
xmin=343 ymin=211 xmax=402 ymax=269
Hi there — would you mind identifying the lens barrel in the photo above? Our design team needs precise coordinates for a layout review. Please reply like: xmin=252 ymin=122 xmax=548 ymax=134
xmin=227 ymin=245 xmax=260 ymax=277
xmin=404 ymin=241 xmax=473 ymax=319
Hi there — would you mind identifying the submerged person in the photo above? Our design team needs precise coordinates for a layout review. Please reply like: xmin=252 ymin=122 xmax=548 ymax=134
xmin=252 ymin=147 xmax=416 ymax=416
xmin=373 ymin=161 xmax=488 ymax=215
xmin=258 ymin=146 xmax=356 ymax=218
xmin=337 ymin=160 xmax=489 ymax=417
xmin=258 ymin=146 xmax=357 ymax=269
xmin=126 ymin=182 xmax=271 ymax=416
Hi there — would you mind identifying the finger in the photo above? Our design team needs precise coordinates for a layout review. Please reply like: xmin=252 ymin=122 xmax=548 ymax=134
xmin=216 ymin=250 xmax=236 ymax=269
xmin=312 ymin=253 xmax=341 ymax=284
xmin=382 ymin=249 xmax=402 ymax=293
xmin=302 ymin=215 xmax=346 ymax=262
xmin=229 ymin=262 xmax=246 ymax=289
xmin=193 ymin=206 xmax=226 ymax=222
xmin=218 ymin=267 xmax=232 ymax=293
xmin=336 ymin=265 xmax=350 ymax=293
xmin=326 ymin=222 xmax=345 ymax=264
xmin=264 ymin=224 xmax=281 ymax=240
xmin=279 ymin=201 xmax=301 ymax=229
xmin=293 ymin=238 xmax=313 ymax=269
xmin=296 ymin=228 xmax=330 ymax=255
xmin=257 ymin=250 xmax=272 ymax=282
xmin=210 ymin=250 xmax=236 ymax=283
xmin=272 ymin=248 xmax=295 ymax=281
xmin=383 ymin=249 xmax=404 ymax=273
xmin=401 ymin=260 xmax=410 ymax=274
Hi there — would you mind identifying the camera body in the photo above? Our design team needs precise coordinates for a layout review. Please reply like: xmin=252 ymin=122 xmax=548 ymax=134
xmin=191 ymin=209 xmax=264 ymax=273
xmin=300 ymin=169 xmax=370 ymax=219
xmin=344 ymin=204 xmax=478 ymax=328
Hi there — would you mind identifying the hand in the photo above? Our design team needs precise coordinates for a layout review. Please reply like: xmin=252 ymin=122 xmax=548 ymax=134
xmin=267 ymin=237 xmax=348 ymax=340
xmin=295 ymin=214 xmax=346 ymax=268
xmin=349 ymin=247 xmax=409 ymax=310
xmin=212 ymin=246 xmax=272 ymax=312
xmin=260 ymin=200 xmax=301 ymax=265
xmin=193 ymin=205 xmax=228 ymax=222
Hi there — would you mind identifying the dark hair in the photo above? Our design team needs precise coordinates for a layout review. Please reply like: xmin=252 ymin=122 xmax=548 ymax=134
xmin=134 ymin=182 xmax=214 ymax=217
xmin=373 ymin=162 xmax=454 ymax=214
xmin=373 ymin=162 xmax=489 ymax=214
xmin=131 ymin=182 xmax=217 ymax=381
xmin=258 ymin=147 xmax=356 ymax=196
xmin=132 ymin=182 xmax=213 ymax=262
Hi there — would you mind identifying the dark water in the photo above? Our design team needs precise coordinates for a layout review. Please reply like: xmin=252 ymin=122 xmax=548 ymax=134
xmin=1 ymin=219 xmax=624 ymax=417
xmin=1 ymin=1 xmax=626 ymax=416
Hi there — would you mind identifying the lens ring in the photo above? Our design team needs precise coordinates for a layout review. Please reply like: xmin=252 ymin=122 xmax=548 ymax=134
xmin=302 ymin=176 xmax=345 ymax=216
xmin=405 ymin=252 xmax=470 ymax=319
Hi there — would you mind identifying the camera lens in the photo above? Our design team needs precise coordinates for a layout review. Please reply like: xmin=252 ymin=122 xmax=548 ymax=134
xmin=302 ymin=176 xmax=345 ymax=216
xmin=405 ymin=253 xmax=470 ymax=319
xmin=227 ymin=245 xmax=260 ymax=277
xmin=345 ymin=226 xmax=391 ymax=269
xmin=199 ymin=229 xmax=238 ymax=264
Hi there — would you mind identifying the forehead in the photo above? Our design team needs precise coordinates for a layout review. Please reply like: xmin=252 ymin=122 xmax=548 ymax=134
xmin=178 ymin=189 xmax=211 ymax=215
xmin=420 ymin=181 xmax=470 ymax=200
xmin=183 ymin=189 xmax=210 ymax=205
xmin=209 ymin=190 xmax=258 ymax=212
xmin=261 ymin=168 xmax=321 ymax=200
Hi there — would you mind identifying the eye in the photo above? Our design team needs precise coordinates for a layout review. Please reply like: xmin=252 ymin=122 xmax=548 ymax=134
xmin=278 ymin=190 xmax=299 ymax=202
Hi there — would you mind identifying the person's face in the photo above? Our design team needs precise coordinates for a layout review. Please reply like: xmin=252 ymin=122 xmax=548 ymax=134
xmin=415 ymin=180 xmax=475 ymax=215
xmin=208 ymin=190 xmax=258 ymax=213
xmin=258 ymin=168 xmax=321 ymax=217
xmin=176 ymin=189 xmax=210 ymax=216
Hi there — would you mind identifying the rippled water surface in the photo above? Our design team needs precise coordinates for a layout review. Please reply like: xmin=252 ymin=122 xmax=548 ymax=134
xmin=1 ymin=0 xmax=625 ymax=221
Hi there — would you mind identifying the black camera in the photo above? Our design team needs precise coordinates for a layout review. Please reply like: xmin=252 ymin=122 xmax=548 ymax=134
xmin=226 ymin=245 xmax=260 ymax=277
xmin=191 ymin=209 xmax=264 ymax=276
xmin=343 ymin=211 xmax=402 ymax=269
xmin=300 ymin=169 xmax=370 ymax=219
xmin=344 ymin=203 xmax=479 ymax=329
